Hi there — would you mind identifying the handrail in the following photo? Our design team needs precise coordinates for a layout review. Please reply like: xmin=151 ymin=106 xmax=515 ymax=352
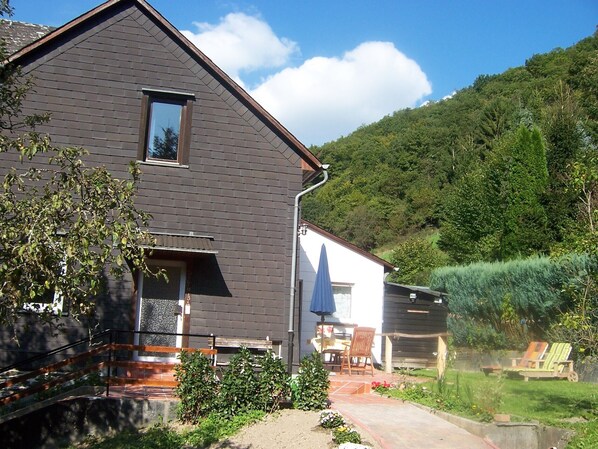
xmin=0 ymin=329 xmax=218 ymax=409
xmin=0 ymin=329 xmax=216 ymax=374
xmin=0 ymin=329 xmax=112 ymax=374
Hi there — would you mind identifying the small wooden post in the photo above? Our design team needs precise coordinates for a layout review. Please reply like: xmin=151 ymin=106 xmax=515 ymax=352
xmin=385 ymin=335 xmax=393 ymax=374
xmin=437 ymin=335 xmax=448 ymax=379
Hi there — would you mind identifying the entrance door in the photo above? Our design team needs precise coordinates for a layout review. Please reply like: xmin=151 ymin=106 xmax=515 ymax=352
xmin=135 ymin=260 xmax=186 ymax=361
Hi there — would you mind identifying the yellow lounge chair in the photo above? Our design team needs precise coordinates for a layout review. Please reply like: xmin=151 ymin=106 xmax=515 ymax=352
xmin=510 ymin=342 xmax=578 ymax=382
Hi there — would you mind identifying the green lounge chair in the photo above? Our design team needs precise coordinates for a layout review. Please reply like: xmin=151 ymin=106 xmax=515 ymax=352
xmin=512 ymin=342 xmax=578 ymax=382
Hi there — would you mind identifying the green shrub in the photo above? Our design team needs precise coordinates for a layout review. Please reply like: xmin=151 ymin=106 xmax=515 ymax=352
xmin=217 ymin=347 xmax=259 ymax=418
xmin=257 ymin=351 xmax=291 ymax=412
xmin=174 ymin=350 xmax=219 ymax=424
xmin=430 ymin=254 xmax=598 ymax=350
xmin=332 ymin=426 xmax=362 ymax=444
xmin=293 ymin=352 xmax=329 ymax=411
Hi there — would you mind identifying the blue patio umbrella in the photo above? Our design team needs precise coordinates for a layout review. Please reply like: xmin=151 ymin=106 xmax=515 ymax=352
xmin=309 ymin=244 xmax=336 ymax=340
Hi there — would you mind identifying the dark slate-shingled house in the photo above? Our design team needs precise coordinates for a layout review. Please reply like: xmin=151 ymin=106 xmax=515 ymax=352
xmin=0 ymin=0 xmax=323 ymax=366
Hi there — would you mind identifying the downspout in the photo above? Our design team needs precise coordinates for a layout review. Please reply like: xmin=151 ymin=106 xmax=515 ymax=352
xmin=287 ymin=164 xmax=329 ymax=373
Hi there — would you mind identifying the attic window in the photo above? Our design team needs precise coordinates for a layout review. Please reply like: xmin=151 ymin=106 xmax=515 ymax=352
xmin=138 ymin=89 xmax=194 ymax=166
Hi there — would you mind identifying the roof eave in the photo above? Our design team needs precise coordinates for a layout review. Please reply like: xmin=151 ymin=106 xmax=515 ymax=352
xmin=301 ymin=219 xmax=395 ymax=272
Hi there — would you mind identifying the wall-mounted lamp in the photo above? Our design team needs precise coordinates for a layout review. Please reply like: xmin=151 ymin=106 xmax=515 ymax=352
xmin=409 ymin=293 xmax=417 ymax=303
xmin=434 ymin=298 xmax=443 ymax=304
xmin=298 ymin=223 xmax=308 ymax=235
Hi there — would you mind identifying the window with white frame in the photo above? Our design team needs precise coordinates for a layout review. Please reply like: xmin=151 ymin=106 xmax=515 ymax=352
xmin=23 ymin=262 xmax=65 ymax=315
xmin=331 ymin=284 xmax=352 ymax=321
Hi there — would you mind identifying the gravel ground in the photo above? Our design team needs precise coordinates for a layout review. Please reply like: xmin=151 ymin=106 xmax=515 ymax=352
xmin=206 ymin=408 xmax=382 ymax=449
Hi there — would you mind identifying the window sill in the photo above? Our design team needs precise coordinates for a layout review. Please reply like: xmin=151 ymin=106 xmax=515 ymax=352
xmin=139 ymin=161 xmax=190 ymax=169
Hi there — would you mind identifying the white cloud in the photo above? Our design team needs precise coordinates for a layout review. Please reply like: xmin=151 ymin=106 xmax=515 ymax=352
xmin=250 ymin=42 xmax=432 ymax=145
xmin=181 ymin=13 xmax=298 ymax=84
xmin=442 ymin=91 xmax=456 ymax=101
xmin=182 ymin=13 xmax=432 ymax=146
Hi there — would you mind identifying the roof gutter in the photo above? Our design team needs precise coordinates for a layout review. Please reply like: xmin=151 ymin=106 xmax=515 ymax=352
xmin=287 ymin=164 xmax=329 ymax=373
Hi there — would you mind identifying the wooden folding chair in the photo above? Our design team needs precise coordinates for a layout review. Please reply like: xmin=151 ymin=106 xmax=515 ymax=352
xmin=340 ymin=327 xmax=375 ymax=376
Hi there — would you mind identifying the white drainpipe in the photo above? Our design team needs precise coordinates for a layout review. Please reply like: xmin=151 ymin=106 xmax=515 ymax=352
xmin=287 ymin=165 xmax=329 ymax=372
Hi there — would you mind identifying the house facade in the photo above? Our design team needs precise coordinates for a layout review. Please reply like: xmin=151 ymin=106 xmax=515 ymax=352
xmin=0 ymin=0 xmax=322 ymax=366
xmin=298 ymin=220 xmax=394 ymax=364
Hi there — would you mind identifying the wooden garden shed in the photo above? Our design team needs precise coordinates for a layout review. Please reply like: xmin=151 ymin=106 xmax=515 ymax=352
xmin=382 ymin=283 xmax=448 ymax=370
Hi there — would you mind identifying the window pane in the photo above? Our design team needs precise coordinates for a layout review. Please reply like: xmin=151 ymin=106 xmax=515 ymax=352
xmin=147 ymin=101 xmax=182 ymax=161
xmin=332 ymin=285 xmax=352 ymax=321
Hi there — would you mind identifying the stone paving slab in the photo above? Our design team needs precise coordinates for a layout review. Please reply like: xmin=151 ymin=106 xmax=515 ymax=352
xmin=331 ymin=393 xmax=499 ymax=449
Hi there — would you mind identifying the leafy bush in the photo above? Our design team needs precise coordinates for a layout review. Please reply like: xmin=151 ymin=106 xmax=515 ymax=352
xmin=257 ymin=351 xmax=291 ymax=412
xmin=332 ymin=426 xmax=362 ymax=444
xmin=217 ymin=347 xmax=259 ymax=418
xmin=319 ymin=410 xmax=345 ymax=429
xmin=293 ymin=352 xmax=329 ymax=411
xmin=388 ymin=237 xmax=450 ymax=285
xmin=174 ymin=350 xmax=219 ymax=424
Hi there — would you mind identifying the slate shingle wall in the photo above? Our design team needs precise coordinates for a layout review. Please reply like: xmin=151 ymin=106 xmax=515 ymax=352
xmin=0 ymin=2 xmax=303 ymax=364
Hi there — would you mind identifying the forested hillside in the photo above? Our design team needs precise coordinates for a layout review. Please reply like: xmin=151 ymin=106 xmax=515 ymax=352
xmin=302 ymin=31 xmax=597 ymax=270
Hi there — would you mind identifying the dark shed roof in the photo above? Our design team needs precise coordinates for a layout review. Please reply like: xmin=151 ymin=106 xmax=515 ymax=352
xmin=385 ymin=282 xmax=447 ymax=302
xmin=0 ymin=20 xmax=54 ymax=54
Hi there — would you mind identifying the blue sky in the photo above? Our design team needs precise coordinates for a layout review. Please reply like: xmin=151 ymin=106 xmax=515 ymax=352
xmin=10 ymin=0 xmax=598 ymax=146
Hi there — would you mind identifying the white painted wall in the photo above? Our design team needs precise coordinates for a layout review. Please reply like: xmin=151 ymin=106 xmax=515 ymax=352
xmin=298 ymin=226 xmax=386 ymax=364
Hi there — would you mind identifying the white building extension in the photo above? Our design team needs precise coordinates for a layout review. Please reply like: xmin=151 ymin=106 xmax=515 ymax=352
xmin=298 ymin=220 xmax=394 ymax=364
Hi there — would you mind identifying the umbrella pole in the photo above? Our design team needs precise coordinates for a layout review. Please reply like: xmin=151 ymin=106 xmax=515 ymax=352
xmin=320 ymin=316 xmax=325 ymax=362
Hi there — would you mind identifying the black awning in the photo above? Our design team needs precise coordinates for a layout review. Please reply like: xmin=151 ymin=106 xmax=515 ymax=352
xmin=142 ymin=232 xmax=218 ymax=254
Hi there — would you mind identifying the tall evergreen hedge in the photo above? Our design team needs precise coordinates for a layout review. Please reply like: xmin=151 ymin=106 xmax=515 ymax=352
xmin=429 ymin=254 xmax=597 ymax=349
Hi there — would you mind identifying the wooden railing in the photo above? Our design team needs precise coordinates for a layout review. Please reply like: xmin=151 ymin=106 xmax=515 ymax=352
xmin=0 ymin=330 xmax=217 ymax=407
xmin=381 ymin=332 xmax=450 ymax=378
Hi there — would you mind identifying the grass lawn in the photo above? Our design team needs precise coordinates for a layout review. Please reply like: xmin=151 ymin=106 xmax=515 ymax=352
xmin=385 ymin=369 xmax=597 ymax=448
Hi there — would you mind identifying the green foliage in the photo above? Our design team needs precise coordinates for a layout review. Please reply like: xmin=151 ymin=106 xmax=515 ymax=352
xmin=495 ymin=125 xmax=549 ymax=258
xmin=0 ymin=11 xmax=157 ymax=328
xmin=302 ymin=31 xmax=598 ymax=267
xmin=175 ymin=348 xmax=293 ymax=423
xmin=66 ymin=411 xmax=267 ymax=449
xmin=293 ymin=352 xmax=329 ymax=411
xmin=183 ymin=410 xmax=265 ymax=447
xmin=318 ymin=410 xmax=345 ymax=429
xmin=174 ymin=350 xmax=219 ymax=424
xmin=430 ymin=254 xmax=598 ymax=349
xmin=386 ymin=369 xmax=598 ymax=448
xmin=256 ymin=350 xmax=291 ymax=413
xmin=548 ymin=253 xmax=598 ymax=358
xmin=217 ymin=347 xmax=259 ymax=418
xmin=439 ymin=125 xmax=550 ymax=261
xmin=67 ymin=422 xmax=185 ymax=449
xmin=0 ymin=0 xmax=12 ymax=16
xmin=567 ymin=419 xmax=598 ymax=449
xmin=437 ymin=170 xmax=502 ymax=263
xmin=388 ymin=237 xmax=450 ymax=285
xmin=332 ymin=426 xmax=362 ymax=445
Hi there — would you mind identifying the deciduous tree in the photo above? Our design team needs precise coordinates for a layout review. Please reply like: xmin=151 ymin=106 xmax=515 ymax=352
xmin=0 ymin=4 xmax=156 ymax=329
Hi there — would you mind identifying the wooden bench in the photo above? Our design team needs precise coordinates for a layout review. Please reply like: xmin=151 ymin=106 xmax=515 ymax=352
xmin=212 ymin=337 xmax=281 ymax=366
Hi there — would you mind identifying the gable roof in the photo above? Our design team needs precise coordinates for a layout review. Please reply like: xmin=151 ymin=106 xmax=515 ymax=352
xmin=0 ymin=20 xmax=54 ymax=54
xmin=301 ymin=219 xmax=395 ymax=272
xmin=3 ymin=0 xmax=323 ymax=183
